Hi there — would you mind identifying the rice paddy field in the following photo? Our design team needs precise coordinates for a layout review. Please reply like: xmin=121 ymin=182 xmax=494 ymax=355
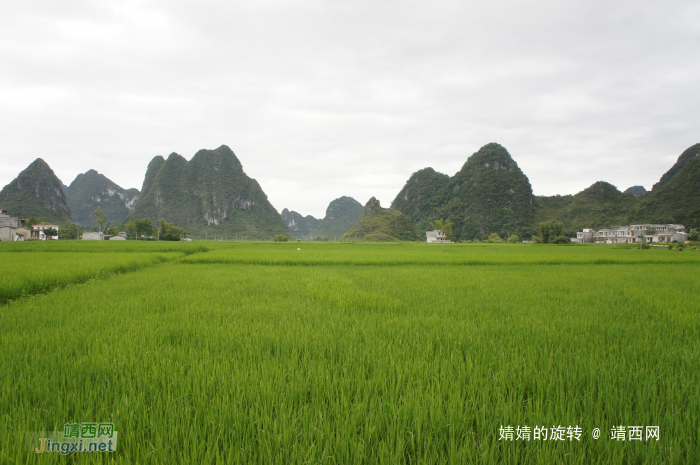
xmin=1 ymin=241 xmax=698 ymax=464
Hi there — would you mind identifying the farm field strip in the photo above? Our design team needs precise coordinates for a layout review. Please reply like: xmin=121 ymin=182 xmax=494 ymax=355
xmin=0 ymin=241 xmax=216 ymax=254
xmin=1 ymin=255 xmax=699 ymax=463
xmin=0 ymin=246 xmax=214 ymax=304
xmin=182 ymin=242 xmax=700 ymax=266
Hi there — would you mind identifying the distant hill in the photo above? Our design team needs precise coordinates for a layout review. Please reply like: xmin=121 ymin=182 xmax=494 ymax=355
xmin=652 ymin=143 xmax=700 ymax=191
xmin=341 ymin=197 xmax=419 ymax=242
xmin=66 ymin=169 xmax=139 ymax=227
xmin=392 ymin=143 xmax=535 ymax=240
xmin=305 ymin=196 xmax=363 ymax=240
xmin=391 ymin=142 xmax=700 ymax=238
xmin=391 ymin=168 xmax=450 ymax=234
xmin=0 ymin=158 xmax=71 ymax=223
xmin=444 ymin=143 xmax=534 ymax=238
xmin=623 ymin=186 xmax=647 ymax=197
xmin=130 ymin=145 xmax=289 ymax=239
xmin=638 ymin=155 xmax=700 ymax=227
xmin=281 ymin=209 xmax=320 ymax=238
xmin=534 ymin=182 xmax=640 ymax=234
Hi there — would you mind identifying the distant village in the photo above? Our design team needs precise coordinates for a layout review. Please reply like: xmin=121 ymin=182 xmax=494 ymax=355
xmin=571 ymin=224 xmax=688 ymax=244
xmin=0 ymin=208 xmax=692 ymax=245
xmin=0 ymin=210 xmax=126 ymax=241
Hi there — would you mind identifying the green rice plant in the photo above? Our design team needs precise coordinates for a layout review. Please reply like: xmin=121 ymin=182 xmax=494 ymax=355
xmin=1 ymin=255 xmax=698 ymax=463
xmin=0 ymin=252 xmax=183 ymax=303
xmin=0 ymin=240 xmax=214 ymax=255
xmin=182 ymin=241 xmax=700 ymax=266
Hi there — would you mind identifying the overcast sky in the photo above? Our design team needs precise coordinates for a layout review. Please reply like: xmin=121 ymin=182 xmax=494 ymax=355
xmin=1 ymin=1 xmax=699 ymax=218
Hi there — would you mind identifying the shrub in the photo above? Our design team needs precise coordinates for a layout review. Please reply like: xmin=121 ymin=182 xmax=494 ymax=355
xmin=274 ymin=235 xmax=289 ymax=242
xmin=551 ymin=235 xmax=571 ymax=244
xmin=488 ymin=233 xmax=503 ymax=243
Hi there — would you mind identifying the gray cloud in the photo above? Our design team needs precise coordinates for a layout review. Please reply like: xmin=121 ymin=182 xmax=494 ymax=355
xmin=1 ymin=0 xmax=699 ymax=218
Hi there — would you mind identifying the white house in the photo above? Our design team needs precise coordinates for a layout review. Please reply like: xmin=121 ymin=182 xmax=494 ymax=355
xmin=573 ymin=229 xmax=595 ymax=243
xmin=108 ymin=231 xmax=127 ymax=240
xmin=82 ymin=231 xmax=104 ymax=240
xmin=575 ymin=224 xmax=688 ymax=244
xmin=0 ymin=209 xmax=29 ymax=241
xmin=32 ymin=224 xmax=59 ymax=240
xmin=426 ymin=230 xmax=452 ymax=243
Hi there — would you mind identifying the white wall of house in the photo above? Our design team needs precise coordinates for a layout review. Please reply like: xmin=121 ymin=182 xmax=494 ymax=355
xmin=426 ymin=230 xmax=446 ymax=243
xmin=579 ymin=224 xmax=688 ymax=244
xmin=32 ymin=225 xmax=59 ymax=240
xmin=82 ymin=232 xmax=104 ymax=240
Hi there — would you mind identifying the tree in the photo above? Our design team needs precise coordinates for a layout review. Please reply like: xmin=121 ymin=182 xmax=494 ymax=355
xmin=125 ymin=220 xmax=137 ymax=240
xmin=507 ymin=234 xmax=520 ymax=243
xmin=26 ymin=217 xmax=48 ymax=227
xmin=95 ymin=207 xmax=106 ymax=233
xmin=59 ymin=223 xmax=82 ymax=240
xmin=104 ymin=224 xmax=121 ymax=236
xmin=430 ymin=218 xmax=454 ymax=240
xmin=43 ymin=227 xmax=58 ymax=239
xmin=159 ymin=218 xmax=184 ymax=241
xmin=488 ymin=232 xmax=504 ymax=243
xmin=128 ymin=218 xmax=156 ymax=239
xmin=551 ymin=235 xmax=570 ymax=244
xmin=274 ymin=234 xmax=289 ymax=242
xmin=689 ymin=228 xmax=700 ymax=242
xmin=538 ymin=221 xmax=564 ymax=244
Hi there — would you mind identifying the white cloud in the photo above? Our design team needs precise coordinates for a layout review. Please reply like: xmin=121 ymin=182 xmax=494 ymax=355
xmin=1 ymin=0 xmax=698 ymax=218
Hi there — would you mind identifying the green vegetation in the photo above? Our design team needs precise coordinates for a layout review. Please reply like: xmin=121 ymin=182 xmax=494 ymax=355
xmin=130 ymin=145 xmax=290 ymax=240
xmin=59 ymin=223 xmax=82 ymax=240
xmin=652 ymin=142 xmax=700 ymax=190
xmin=391 ymin=168 xmax=451 ymax=233
xmin=637 ymin=156 xmax=700 ymax=228
xmin=159 ymin=218 xmax=186 ymax=241
xmin=183 ymin=241 xmax=700 ymax=267
xmin=537 ymin=221 xmax=564 ymax=244
xmin=341 ymin=197 xmax=419 ymax=242
xmin=126 ymin=218 xmax=157 ymax=240
xmin=1 ymin=242 xmax=698 ymax=463
xmin=0 ymin=158 xmax=71 ymax=223
xmin=488 ymin=232 xmax=503 ymax=243
xmin=274 ymin=234 xmax=289 ymax=242
xmin=0 ymin=244 xmax=201 ymax=304
xmin=690 ymin=228 xmax=700 ymax=241
xmin=66 ymin=169 xmax=139 ymax=227
xmin=26 ymin=217 xmax=48 ymax=227
xmin=95 ymin=207 xmax=106 ymax=232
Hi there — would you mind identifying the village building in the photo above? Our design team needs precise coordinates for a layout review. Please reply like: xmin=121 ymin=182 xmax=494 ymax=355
xmin=108 ymin=232 xmax=128 ymax=240
xmin=82 ymin=231 xmax=105 ymax=240
xmin=574 ymin=224 xmax=688 ymax=244
xmin=0 ymin=209 xmax=30 ymax=241
xmin=31 ymin=224 xmax=60 ymax=240
xmin=426 ymin=230 xmax=452 ymax=243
